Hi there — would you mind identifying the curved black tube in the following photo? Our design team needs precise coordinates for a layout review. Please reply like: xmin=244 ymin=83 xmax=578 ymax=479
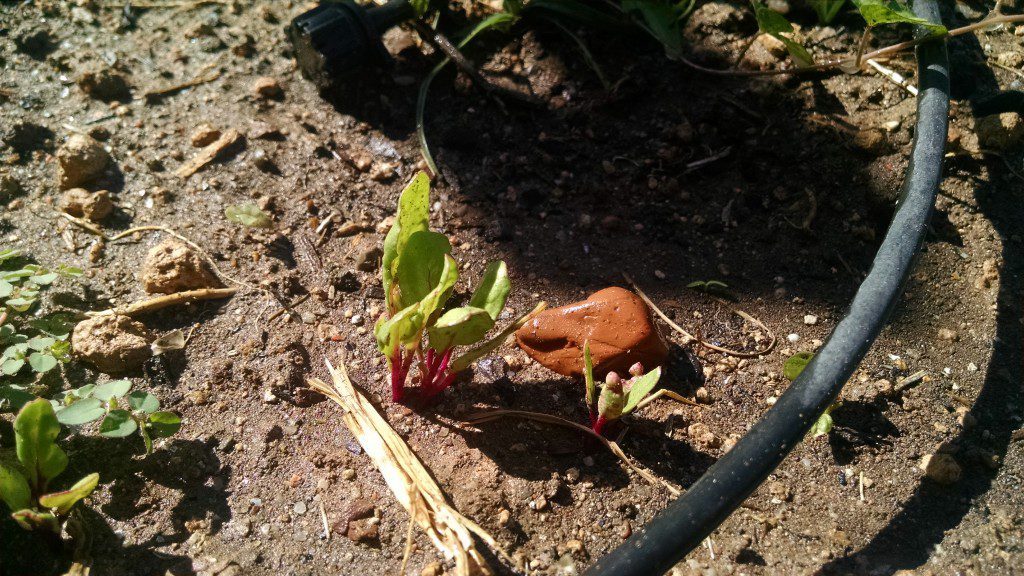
xmin=586 ymin=2 xmax=950 ymax=574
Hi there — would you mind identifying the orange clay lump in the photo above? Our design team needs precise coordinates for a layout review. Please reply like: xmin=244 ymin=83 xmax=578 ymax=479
xmin=514 ymin=287 xmax=668 ymax=377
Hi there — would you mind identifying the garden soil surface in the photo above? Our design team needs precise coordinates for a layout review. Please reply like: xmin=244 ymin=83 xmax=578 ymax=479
xmin=2 ymin=1 xmax=1023 ymax=575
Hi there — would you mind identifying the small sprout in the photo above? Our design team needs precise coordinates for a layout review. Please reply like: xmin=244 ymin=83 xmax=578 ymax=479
xmin=53 ymin=379 xmax=180 ymax=454
xmin=686 ymin=279 xmax=731 ymax=298
xmin=581 ymin=340 xmax=663 ymax=437
xmin=783 ymin=351 xmax=814 ymax=381
xmin=224 ymin=203 xmax=272 ymax=228
xmin=0 ymin=400 xmax=99 ymax=533
xmin=809 ymin=405 xmax=838 ymax=438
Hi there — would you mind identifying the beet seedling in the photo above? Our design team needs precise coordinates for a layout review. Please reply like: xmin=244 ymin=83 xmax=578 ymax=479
xmin=376 ymin=172 xmax=543 ymax=403
xmin=582 ymin=341 xmax=663 ymax=436
xmin=0 ymin=399 xmax=99 ymax=532
xmin=53 ymin=379 xmax=181 ymax=454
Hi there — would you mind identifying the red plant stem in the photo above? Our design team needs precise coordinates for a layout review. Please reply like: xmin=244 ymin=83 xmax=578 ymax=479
xmin=435 ymin=347 xmax=453 ymax=379
xmin=592 ymin=415 xmax=608 ymax=437
xmin=422 ymin=348 xmax=436 ymax=389
xmin=588 ymin=410 xmax=597 ymax=427
xmin=390 ymin=348 xmax=404 ymax=402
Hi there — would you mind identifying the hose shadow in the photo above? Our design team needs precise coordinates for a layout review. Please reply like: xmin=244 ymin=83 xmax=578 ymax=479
xmin=819 ymin=27 xmax=1023 ymax=575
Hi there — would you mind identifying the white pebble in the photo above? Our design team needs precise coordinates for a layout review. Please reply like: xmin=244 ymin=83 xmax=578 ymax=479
xmin=803 ymin=314 xmax=818 ymax=326
xmin=654 ymin=270 xmax=666 ymax=280
xmin=787 ymin=333 xmax=800 ymax=343
xmin=943 ymin=367 xmax=952 ymax=376
xmin=967 ymin=362 xmax=978 ymax=372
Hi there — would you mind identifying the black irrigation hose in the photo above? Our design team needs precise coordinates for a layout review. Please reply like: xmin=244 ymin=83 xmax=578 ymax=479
xmin=586 ymin=0 xmax=950 ymax=574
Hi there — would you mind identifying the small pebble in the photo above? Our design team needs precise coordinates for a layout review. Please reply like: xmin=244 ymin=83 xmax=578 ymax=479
xmin=803 ymin=314 xmax=818 ymax=326
xmin=787 ymin=333 xmax=800 ymax=343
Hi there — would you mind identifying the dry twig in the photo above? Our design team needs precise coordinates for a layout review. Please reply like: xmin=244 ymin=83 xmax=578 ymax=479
xmin=86 ymin=287 xmax=237 ymax=317
xmin=174 ymin=128 xmax=240 ymax=178
xmin=624 ymin=273 xmax=776 ymax=358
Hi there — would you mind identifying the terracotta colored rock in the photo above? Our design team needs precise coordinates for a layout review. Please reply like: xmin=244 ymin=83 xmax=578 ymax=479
xmin=515 ymin=287 xmax=668 ymax=377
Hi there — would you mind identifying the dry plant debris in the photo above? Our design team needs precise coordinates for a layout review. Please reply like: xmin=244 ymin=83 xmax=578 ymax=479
xmin=307 ymin=358 xmax=510 ymax=576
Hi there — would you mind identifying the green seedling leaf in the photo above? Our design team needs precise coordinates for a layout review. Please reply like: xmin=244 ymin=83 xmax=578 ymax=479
xmin=451 ymin=302 xmax=547 ymax=373
xmin=147 ymin=411 xmax=182 ymax=438
xmin=5 ymin=297 xmax=35 ymax=312
xmin=808 ymin=0 xmax=847 ymax=23
xmin=396 ymin=231 xmax=453 ymax=308
xmin=71 ymin=384 xmax=96 ymax=399
xmin=753 ymin=2 xmax=793 ymax=34
xmin=623 ymin=366 xmax=663 ymax=415
xmin=0 ymin=249 xmax=20 ymax=263
xmin=0 ymin=384 xmax=36 ymax=413
xmin=413 ymin=254 xmax=458 ymax=326
xmin=780 ymin=37 xmax=814 ymax=67
xmin=427 ymin=306 xmax=494 ymax=351
xmin=851 ymin=0 xmax=946 ymax=34
xmin=0 ymin=280 xmax=13 ymax=298
xmin=29 ymin=272 xmax=58 ymax=286
xmin=2 ymin=357 xmax=25 ymax=375
xmin=809 ymin=410 xmax=834 ymax=438
xmin=374 ymin=303 xmax=424 ymax=355
xmin=56 ymin=399 xmax=106 ymax=426
xmin=57 ymin=265 xmax=83 ymax=277
xmin=598 ymin=380 xmax=626 ymax=421
xmin=382 ymin=172 xmax=432 ymax=304
xmin=91 ymin=380 xmax=131 ymax=402
xmin=11 ymin=509 xmax=59 ymax=532
xmin=583 ymin=340 xmax=596 ymax=412
xmin=0 ymin=462 xmax=31 ymax=512
xmin=99 ymin=410 xmax=137 ymax=438
xmin=469 ymin=261 xmax=511 ymax=321
xmin=38 ymin=472 xmax=99 ymax=515
xmin=14 ymin=399 xmax=68 ymax=493
xmin=27 ymin=352 xmax=57 ymax=374
xmin=30 ymin=315 xmax=75 ymax=339
xmin=225 ymin=203 xmax=272 ymax=228
xmin=127 ymin=391 xmax=160 ymax=414
xmin=622 ymin=0 xmax=687 ymax=58
xmin=783 ymin=351 xmax=814 ymax=381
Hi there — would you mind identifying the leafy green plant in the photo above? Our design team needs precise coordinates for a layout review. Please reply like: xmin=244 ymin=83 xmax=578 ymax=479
xmin=53 ymin=380 xmax=181 ymax=454
xmin=375 ymin=173 xmax=541 ymax=403
xmin=1 ymin=249 xmax=81 ymax=411
xmin=0 ymin=399 xmax=99 ymax=532
xmin=582 ymin=341 xmax=663 ymax=436
xmin=849 ymin=0 xmax=946 ymax=68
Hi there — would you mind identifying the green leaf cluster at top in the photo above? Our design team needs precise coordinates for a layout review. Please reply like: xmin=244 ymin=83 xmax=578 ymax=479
xmin=52 ymin=379 xmax=181 ymax=454
xmin=376 ymin=173 xmax=511 ymax=361
xmin=0 ymin=399 xmax=99 ymax=532
xmin=851 ymin=0 xmax=946 ymax=35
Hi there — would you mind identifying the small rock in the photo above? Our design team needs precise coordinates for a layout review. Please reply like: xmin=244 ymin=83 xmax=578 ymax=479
xmin=369 ymin=163 xmax=396 ymax=182
xmin=293 ymin=501 xmax=307 ymax=515
xmin=695 ymin=387 xmax=711 ymax=403
xmin=920 ymin=453 xmax=962 ymax=484
xmin=262 ymin=389 xmax=279 ymax=404
xmin=767 ymin=481 xmax=792 ymax=502
xmin=938 ymin=328 xmax=958 ymax=341
xmin=496 ymin=508 xmax=511 ymax=526
xmin=687 ymin=423 xmax=721 ymax=449
xmin=77 ymin=68 xmax=132 ymax=102
xmin=787 ymin=333 xmax=800 ymax=343
xmin=853 ymin=129 xmax=890 ymax=155
xmin=72 ymin=315 xmax=153 ymax=373
xmin=352 ymin=153 xmax=373 ymax=172
xmin=341 ymin=468 xmax=356 ymax=481
xmin=803 ymin=314 xmax=818 ymax=326
xmin=975 ymin=259 xmax=999 ymax=290
xmin=191 ymin=125 xmax=222 ymax=147
xmin=356 ymin=246 xmax=383 ymax=272
xmin=420 ymin=562 xmax=443 ymax=576
xmin=346 ymin=499 xmax=375 ymax=523
xmin=141 ymin=239 xmax=221 ymax=294
xmin=61 ymin=188 xmax=113 ymax=222
xmin=253 ymin=77 xmax=284 ymax=100
xmin=995 ymin=51 xmax=1024 ymax=69
xmin=975 ymin=113 xmax=1024 ymax=151
xmin=346 ymin=518 xmax=378 ymax=544
xmin=0 ymin=174 xmax=22 ymax=198
xmin=58 ymin=134 xmax=110 ymax=189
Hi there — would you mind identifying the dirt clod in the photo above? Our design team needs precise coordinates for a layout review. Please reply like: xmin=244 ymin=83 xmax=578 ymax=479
xmin=975 ymin=113 xmax=1024 ymax=151
xmin=61 ymin=188 xmax=113 ymax=222
xmin=77 ymin=68 xmax=132 ymax=102
xmin=141 ymin=239 xmax=221 ymax=294
xmin=346 ymin=518 xmax=379 ymax=544
xmin=58 ymin=134 xmax=110 ymax=189
xmin=253 ymin=77 xmax=284 ymax=100
xmin=191 ymin=125 xmax=222 ymax=147
xmin=72 ymin=314 xmax=153 ymax=373
xmin=920 ymin=453 xmax=962 ymax=485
